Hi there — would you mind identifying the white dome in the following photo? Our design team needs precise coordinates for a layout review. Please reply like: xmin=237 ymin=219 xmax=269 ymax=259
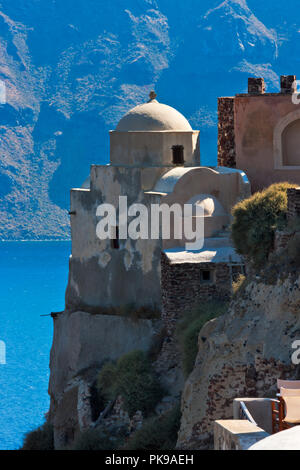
xmin=187 ymin=194 xmax=226 ymax=217
xmin=116 ymin=93 xmax=192 ymax=132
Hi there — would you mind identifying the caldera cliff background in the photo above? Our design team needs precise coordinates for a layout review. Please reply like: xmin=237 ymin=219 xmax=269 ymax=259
xmin=0 ymin=0 xmax=299 ymax=240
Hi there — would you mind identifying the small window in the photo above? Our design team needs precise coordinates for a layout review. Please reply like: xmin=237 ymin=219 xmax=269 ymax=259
xmin=172 ymin=145 xmax=184 ymax=165
xmin=110 ymin=226 xmax=119 ymax=249
xmin=200 ymin=270 xmax=212 ymax=283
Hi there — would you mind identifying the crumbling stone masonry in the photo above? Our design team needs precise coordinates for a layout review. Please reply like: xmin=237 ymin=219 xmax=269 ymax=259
xmin=161 ymin=252 xmax=240 ymax=336
xmin=154 ymin=253 xmax=243 ymax=398
xmin=248 ymin=77 xmax=266 ymax=95
xmin=287 ymin=187 xmax=300 ymax=220
xmin=280 ymin=75 xmax=296 ymax=94
xmin=217 ymin=97 xmax=236 ymax=168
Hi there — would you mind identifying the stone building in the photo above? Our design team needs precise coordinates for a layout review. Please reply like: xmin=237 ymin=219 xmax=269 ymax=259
xmin=218 ymin=75 xmax=300 ymax=192
xmin=65 ymin=92 xmax=250 ymax=315
xmin=50 ymin=85 xmax=300 ymax=449
xmin=50 ymin=93 xmax=250 ymax=448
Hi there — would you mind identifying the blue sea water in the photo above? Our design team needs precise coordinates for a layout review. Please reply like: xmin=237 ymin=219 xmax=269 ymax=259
xmin=0 ymin=241 xmax=71 ymax=450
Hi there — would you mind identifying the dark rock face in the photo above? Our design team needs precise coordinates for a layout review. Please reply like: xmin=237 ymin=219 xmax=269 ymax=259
xmin=0 ymin=0 xmax=299 ymax=239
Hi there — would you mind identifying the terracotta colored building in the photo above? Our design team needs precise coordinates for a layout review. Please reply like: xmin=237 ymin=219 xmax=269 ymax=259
xmin=218 ymin=75 xmax=300 ymax=192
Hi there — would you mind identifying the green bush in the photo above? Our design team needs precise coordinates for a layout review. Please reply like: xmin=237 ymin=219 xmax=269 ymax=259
xmin=71 ymin=428 xmax=112 ymax=450
xmin=177 ymin=300 xmax=228 ymax=376
xmin=71 ymin=425 xmax=127 ymax=450
xmin=21 ymin=422 xmax=54 ymax=450
xmin=232 ymin=274 xmax=247 ymax=297
xmin=124 ymin=405 xmax=181 ymax=450
xmin=97 ymin=350 xmax=164 ymax=417
xmin=231 ymin=182 xmax=296 ymax=268
xmin=97 ymin=361 xmax=117 ymax=403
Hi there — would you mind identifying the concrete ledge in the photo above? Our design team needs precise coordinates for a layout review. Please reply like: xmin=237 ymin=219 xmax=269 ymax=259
xmin=214 ymin=420 xmax=269 ymax=450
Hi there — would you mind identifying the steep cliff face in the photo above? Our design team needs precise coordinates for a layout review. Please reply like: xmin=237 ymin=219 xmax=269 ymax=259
xmin=177 ymin=274 xmax=300 ymax=449
xmin=48 ymin=310 xmax=160 ymax=448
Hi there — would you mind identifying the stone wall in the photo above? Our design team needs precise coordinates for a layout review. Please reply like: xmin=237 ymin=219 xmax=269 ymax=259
xmin=287 ymin=187 xmax=300 ymax=221
xmin=154 ymin=253 xmax=238 ymax=398
xmin=217 ymin=97 xmax=236 ymax=168
xmin=161 ymin=252 xmax=233 ymax=336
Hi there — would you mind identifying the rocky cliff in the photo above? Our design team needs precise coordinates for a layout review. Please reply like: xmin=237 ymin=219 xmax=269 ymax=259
xmin=47 ymin=261 xmax=300 ymax=449
xmin=48 ymin=309 xmax=161 ymax=448
xmin=177 ymin=272 xmax=300 ymax=449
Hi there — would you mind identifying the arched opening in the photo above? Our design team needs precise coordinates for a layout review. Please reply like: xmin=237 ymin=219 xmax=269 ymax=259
xmin=282 ymin=119 xmax=300 ymax=166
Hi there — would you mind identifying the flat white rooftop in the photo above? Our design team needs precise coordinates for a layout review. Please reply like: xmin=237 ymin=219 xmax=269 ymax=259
xmin=164 ymin=245 xmax=242 ymax=264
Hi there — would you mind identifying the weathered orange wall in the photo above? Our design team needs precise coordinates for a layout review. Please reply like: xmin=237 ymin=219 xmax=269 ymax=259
xmin=234 ymin=94 xmax=300 ymax=192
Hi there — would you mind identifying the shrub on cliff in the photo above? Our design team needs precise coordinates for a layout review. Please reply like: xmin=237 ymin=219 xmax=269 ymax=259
xmin=232 ymin=273 xmax=247 ymax=297
xmin=21 ymin=422 xmax=54 ymax=450
xmin=177 ymin=300 xmax=229 ymax=377
xmin=96 ymin=361 xmax=117 ymax=403
xmin=71 ymin=425 xmax=127 ymax=450
xmin=97 ymin=350 xmax=164 ymax=416
xmin=124 ymin=404 xmax=181 ymax=450
xmin=231 ymin=182 xmax=296 ymax=268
